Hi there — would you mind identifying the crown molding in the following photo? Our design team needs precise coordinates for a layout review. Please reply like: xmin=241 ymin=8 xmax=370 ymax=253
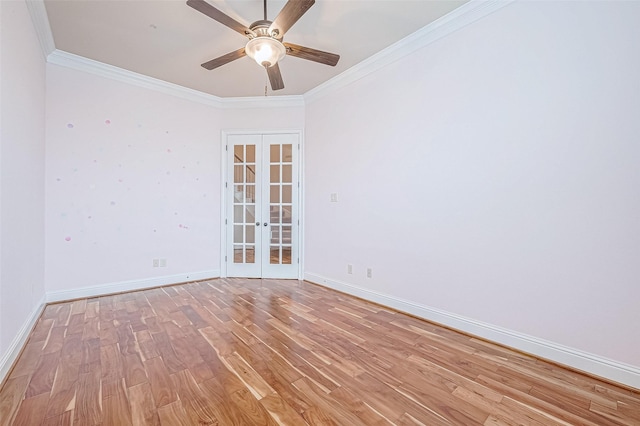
xmin=303 ymin=0 xmax=514 ymax=104
xmin=25 ymin=0 xmax=55 ymax=59
xmin=47 ymin=50 xmax=226 ymax=108
xmin=46 ymin=50 xmax=305 ymax=109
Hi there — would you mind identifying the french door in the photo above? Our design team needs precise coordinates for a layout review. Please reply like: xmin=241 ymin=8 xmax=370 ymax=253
xmin=225 ymin=132 xmax=300 ymax=279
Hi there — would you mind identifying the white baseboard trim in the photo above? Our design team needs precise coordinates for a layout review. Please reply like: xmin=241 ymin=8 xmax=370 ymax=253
xmin=0 ymin=298 xmax=46 ymax=383
xmin=46 ymin=270 xmax=220 ymax=303
xmin=304 ymin=272 xmax=640 ymax=390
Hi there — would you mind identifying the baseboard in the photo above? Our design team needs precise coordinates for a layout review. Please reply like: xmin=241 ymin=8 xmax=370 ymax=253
xmin=304 ymin=272 xmax=640 ymax=390
xmin=46 ymin=270 xmax=220 ymax=303
xmin=0 ymin=298 xmax=46 ymax=385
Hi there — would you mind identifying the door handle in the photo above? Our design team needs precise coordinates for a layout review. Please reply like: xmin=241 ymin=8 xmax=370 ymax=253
xmin=263 ymin=223 xmax=268 ymax=226
xmin=255 ymin=222 xmax=260 ymax=226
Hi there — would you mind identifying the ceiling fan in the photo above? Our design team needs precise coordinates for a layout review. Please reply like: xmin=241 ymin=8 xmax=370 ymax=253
xmin=186 ymin=0 xmax=340 ymax=91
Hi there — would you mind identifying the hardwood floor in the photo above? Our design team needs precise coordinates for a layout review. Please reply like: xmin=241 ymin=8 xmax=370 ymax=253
xmin=1 ymin=278 xmax=638 ymax=425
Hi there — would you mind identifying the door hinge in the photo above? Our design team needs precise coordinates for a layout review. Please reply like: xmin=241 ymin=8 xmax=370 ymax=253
xmin=225 ymin=145 xmax=228 ymax=151
xmin=225 ymin=255 xmax=227 ymax=262
xmin=297 ymin=219 xmax=300 ymax=226
xmin=225 ymin=219 xmax=227 ymax=225
xmin=225 ymin=182 xmax=228 ymax=188
xmin=297 ymin=258 xmax=300 ymax=264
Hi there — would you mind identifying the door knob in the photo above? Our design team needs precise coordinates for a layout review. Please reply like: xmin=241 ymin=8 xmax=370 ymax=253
xmin=255 ymin=222 xmax=260 ymax=226
xmin=263 ymin=223 xmax=268 ymax=226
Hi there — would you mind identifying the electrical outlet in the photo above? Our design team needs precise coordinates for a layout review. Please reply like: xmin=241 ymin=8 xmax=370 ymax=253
xmin=366 ymin=268 xmax=372 ymax=278
xmin=330 ymin=193 xmax=338 ymax=202
xmin=153 ymin=259 xmax=159 ymax=267
xmin=347 ymin=264 xmax=353 ymax=274
xmin=160 ymin=258 xmax=167 ymax=267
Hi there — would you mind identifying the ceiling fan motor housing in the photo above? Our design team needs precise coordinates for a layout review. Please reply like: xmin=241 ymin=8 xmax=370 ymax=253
xmin=245 ymin=20 xmax=286 ymax=68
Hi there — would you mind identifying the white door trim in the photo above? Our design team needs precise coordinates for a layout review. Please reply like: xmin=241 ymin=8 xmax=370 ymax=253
xmin=220 ymin=129 xmax=304 ymax=279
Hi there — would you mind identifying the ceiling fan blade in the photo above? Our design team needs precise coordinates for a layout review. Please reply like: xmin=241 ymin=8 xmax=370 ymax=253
xmin=266 ymin=63 xmax=285 ymax=91
xmin=201 ymin=48 xmax=246 ymax=70
xmin=268 ymin=0 xmax=315 ymax=38
xmin=186 ymin=0 xmax=254 ymax=38
xmin=284 ymin=43 xmax=339 ymax=66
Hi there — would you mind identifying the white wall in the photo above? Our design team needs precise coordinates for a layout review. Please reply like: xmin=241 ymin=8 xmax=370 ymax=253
xmin=221 ymin=105 xmax=305 ymax=131
xmin=305 ymin=0 xmax=640 ymax=373
xmin=45 ymin=65 xmax=306 ymax=297
xmin=0 ymin=0 xmax=47 ymax=360
xmin=45 ymin=65 xmax=224 ymax=295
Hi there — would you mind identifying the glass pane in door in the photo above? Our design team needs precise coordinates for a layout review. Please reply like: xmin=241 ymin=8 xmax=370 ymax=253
xmin=269 ymin=143 xmax=293 ymax=265
xmin=232 ymin=144 xmax=257 ymax=264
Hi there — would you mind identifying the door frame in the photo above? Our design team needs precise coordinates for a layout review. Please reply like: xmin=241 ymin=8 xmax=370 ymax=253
xmin=220 ymin=129 xmax=304 ymax=279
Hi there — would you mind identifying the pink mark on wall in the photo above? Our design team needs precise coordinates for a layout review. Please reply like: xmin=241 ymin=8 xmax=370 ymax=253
xmin=105 ymin=119 xmax=111 ymax=125
xmin=65 ymin=236 xmax=71 ymax=242
xmin=67 ymin=123 xmax=74 ymax=129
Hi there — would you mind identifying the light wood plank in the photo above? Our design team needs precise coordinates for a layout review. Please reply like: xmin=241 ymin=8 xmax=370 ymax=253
xmin=11 ymin=392 xmax=49 ymax=426
xmin=74 ymin=369 xmax=102 ymax=425
xmin=143 ymin=356 xmax=177 ymax=408
xmin=102 ymin=378 xmax=133 ymax=425
xmin=0 ymin=375 xmax=30 ymax=426
xmin=128 ymin=382 xmax=161 ymax=426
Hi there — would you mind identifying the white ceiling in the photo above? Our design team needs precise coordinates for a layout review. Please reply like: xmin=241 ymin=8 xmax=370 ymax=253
xmin=44 ymin=0 xmax=469 ymax=98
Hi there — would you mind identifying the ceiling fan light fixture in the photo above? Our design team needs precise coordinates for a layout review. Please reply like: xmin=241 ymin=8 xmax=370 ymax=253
xmin=246 ymin=36 xmax=286 ymax=68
